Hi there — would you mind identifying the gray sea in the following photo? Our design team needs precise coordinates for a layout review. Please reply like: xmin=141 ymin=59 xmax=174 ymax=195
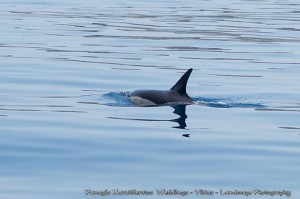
xmin=0 ymin=0 xmax=300 ymax=198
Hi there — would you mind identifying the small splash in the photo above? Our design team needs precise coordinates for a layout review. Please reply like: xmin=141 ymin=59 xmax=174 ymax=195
xmin=102 ymin=92 xmax=135 ymax=107
xmin=193 ymin=97 xmax=265 ymax=108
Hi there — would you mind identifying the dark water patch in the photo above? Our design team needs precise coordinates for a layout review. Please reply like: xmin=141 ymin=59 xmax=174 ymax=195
xmin=80 ymin=45 xmax=169 ymax=56
xmin=0 ymin=105 xmax=73 ymax=108
xmin=47 ymin=49 xmax=144 ymax=56
xmin=108 ymin=116 xmax=171 ymax=122
xmin=111 ymin=68 xmax=140 ymax=71
xmin=0 ymin=105 xmax=84 ymax=114
xmin=0 ymin=44 xmax=42 ymax=49
xmin=198 ymin=84 xmax=222 ymax=87
xmin=79 ymin=29 xmax=99 ymax=33
xmin=59 ymin=24 xmax=88 ymax=28
xmin=123 ymin=22 xmax=166 ymax=28
xmin=243 ymin=36 xmax=300 ymax=43
xmin=77 ymin=101 xmax=102 ymax=105
xmin=45 ymin=33 xmax=69 ymax=37
xmin=84 ymin=34 xmax=201 ymax=40
xmin=250 ymin=61 xmax=300 ymax=65
xmin=0 ymin=104 xmax=87 ymax=113
xmin=82 ymin=89 xmax=108 ymax=93
xmin=165 ymin=46 xmax=226 ymax=52
xmin=44 ymin=105 xmax=73 ymax=108
xmin=255 ymin=108 xmax=300 ymax=112
xmin=124 ymin=13 xmax=160 ymax=19
xmin=279 ymin=127 xmax=300 ymax=130
xmin=79 ymin=55 xmax=101 ymax=59
xmin=276 ymin=106 xmax=300 ymax=109
xmin=8 ymin=56 xmax=31 ymax=59
xmin=91 ymin=22 xmax=109 ymax=26
xmin=53 ymin=24 xmax=100 ymax=32
xmin=35 ymin=12 xmax=96 ymax=19
xmin=53 ymin=57 xmax=175 ymax=69
xmin=82 ymin=44 xmax=128 ymax=47
xmin=51 ymin=110 xmax=86 ymax=113
xmin=51 ymin=45 xmax=68 ymax=48
xmin=205 ymin=73 xmax=263 ymax=78
xmin=0 ymin=108 xmax=42 ymax=112
xmin=0 ymin=55 xmax=12 ymax=57
xmin=227 ymin=51 xmax=289 ymax=54
xmin=268 ymin=67 xmax=284 ymax=70
xmin=39 ymin=95 xmax=77 ymax=99
xmin=179 ymin=57 xmax=257 ymax=61
xmin=45 ymin=48 xmax=113 ymax=54
xmin=260 ymin=105 xmax=300 ymax=113
xmin=79 ymin=56 xmax=141 ymax=61
xmin=278 ymin=28 xmax=300 ymax=31
xmin=10 ymin=11 xmax=33 ymax=14
xmin=87 ymin=23 xmax=164 ymax=32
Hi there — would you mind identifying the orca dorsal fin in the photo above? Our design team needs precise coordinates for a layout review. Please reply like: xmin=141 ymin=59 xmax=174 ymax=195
xmin=170 ymin=68 xmax=193 ymax=96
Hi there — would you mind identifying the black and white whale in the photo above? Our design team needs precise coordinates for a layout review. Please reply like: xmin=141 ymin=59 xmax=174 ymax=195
xmin=128 ymin=68 xmax=194 ymax=106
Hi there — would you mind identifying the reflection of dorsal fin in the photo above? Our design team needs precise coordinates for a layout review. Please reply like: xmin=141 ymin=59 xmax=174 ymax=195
xmin=170 ymin=68 xmax=193 ymax=96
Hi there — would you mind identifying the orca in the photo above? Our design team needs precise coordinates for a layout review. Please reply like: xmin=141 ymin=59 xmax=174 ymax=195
xmin=128 ymin=68 xmax=194 ymax=106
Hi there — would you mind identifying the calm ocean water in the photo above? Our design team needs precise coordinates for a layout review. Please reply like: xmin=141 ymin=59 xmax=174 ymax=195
xmin=0 ymin=0 xmax=300 ymax=198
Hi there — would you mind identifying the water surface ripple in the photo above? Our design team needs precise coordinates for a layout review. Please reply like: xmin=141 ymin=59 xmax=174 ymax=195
xmin=0 ymin=0 xmax=300 ymax=198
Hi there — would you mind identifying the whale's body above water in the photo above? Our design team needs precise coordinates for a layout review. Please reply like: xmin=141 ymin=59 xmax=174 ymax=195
xmin=129 ymin=68 xmax=194 ymax=106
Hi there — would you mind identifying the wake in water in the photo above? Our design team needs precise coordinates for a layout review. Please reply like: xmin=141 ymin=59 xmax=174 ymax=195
xmin=193 ymin=97 xmax=265 ymax=108
xmin=101 ymin=92 xmax=265 ymax=109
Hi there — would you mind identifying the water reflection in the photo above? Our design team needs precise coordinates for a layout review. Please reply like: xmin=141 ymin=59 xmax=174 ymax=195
xmin=171 ymin=105 xmax=187 ymax=129
xmin=108 ymin=105 xmax=189 ymax=136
